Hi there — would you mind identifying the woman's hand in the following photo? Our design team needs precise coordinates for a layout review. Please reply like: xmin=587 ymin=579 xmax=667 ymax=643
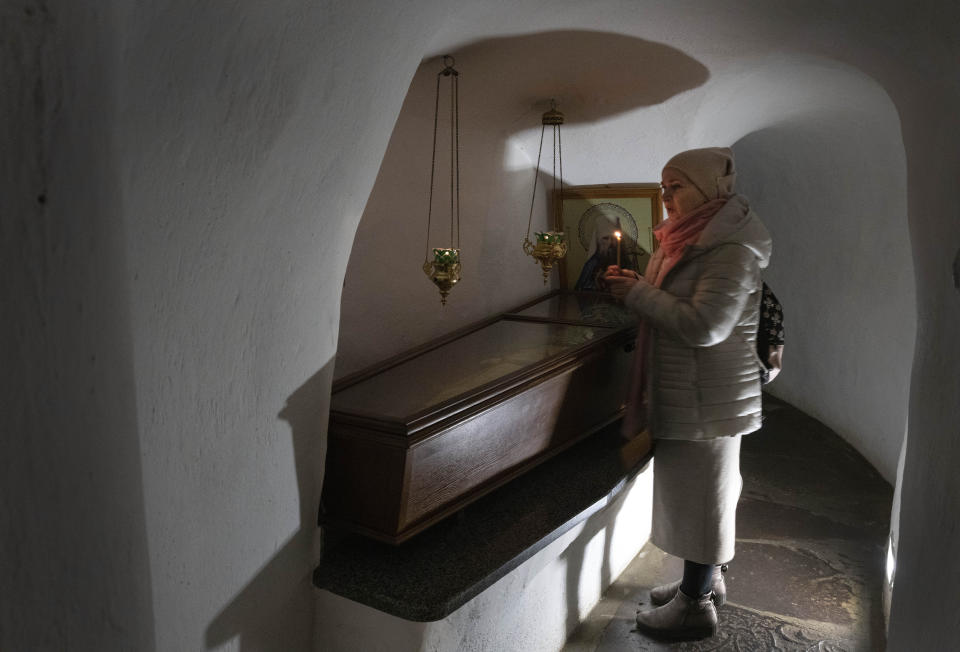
xmin=604 ymin=266 xmax=641 ymax=300
xmin=604 ymin=265 xmax=639 ymax=280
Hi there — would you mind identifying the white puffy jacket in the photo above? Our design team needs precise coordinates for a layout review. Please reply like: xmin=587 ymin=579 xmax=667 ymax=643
xmin=624 ymin=195 xmax=772 ymax=440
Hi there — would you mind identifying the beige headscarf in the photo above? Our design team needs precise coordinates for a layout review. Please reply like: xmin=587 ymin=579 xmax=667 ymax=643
xmin=663 ymin=147 xmax=737 ymax=201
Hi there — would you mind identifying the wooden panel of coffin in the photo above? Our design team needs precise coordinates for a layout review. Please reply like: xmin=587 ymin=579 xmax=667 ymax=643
xmin=321 ymin=291 xmax=637 ymax=544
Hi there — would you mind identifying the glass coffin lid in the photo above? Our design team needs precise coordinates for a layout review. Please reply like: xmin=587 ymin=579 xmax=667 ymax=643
xmin=332 ymin=318 xmax=613 ymax=425
xmin=506 ymin=291 xmax=635 ymax=328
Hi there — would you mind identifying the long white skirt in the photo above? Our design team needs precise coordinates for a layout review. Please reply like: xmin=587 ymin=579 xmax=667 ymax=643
xmin=650 ymin=435 xmax=742 ymax=565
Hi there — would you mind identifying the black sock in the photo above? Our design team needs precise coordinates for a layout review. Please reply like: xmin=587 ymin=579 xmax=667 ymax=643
xmin=679 ymin=560 xmax=714 ymax=597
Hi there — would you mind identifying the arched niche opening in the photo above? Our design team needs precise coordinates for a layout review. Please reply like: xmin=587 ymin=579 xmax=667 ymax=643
xmin=323 ymin=35 xmax=916 ymax=644
xmin=335 ymin=40 xmax=912 ymax=493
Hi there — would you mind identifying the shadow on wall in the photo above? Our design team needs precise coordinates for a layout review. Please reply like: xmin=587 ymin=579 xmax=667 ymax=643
xmin=561 ymin=487 xmax=630 ymax=638
xmin=205 ymin=360 xmax=334 ymax=651
xmin=336 ymin=30 xmax=709 ymax=378
xmin=442 ymin=30 xmax=711 ymax=125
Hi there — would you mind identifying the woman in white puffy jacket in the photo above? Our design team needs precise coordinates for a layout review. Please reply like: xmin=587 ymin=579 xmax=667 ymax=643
xmin=605 ymin=147 xmax=772 ymax=641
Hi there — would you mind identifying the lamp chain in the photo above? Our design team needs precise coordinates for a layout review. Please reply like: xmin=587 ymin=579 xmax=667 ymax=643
xmin=424 ymin=56 xmax=461 ymax=261
xmin=557 ymin=124 xmax=564 ymax=218
xmin=454 ymin=68 xmax=461 ymax=249
xmin=525 ymin=123 xmax=547 ymax=242
xmin=425 ymin=72 xmax=441 ymax=262
xmin=449 ymin=68 xmax=455 ymax=247
xmin=552 ymin=125 xmax=557 ymax=209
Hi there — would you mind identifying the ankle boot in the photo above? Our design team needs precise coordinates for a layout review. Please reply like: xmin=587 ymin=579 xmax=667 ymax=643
xmin=649 ymin=565 xmax=726 ymax=607
xmin=635 ymin=588 xmax=718 ymax=640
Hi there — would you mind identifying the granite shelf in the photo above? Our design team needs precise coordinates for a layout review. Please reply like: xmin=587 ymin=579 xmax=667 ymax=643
xmin=314 ymin=421 xmax=651 ymax=622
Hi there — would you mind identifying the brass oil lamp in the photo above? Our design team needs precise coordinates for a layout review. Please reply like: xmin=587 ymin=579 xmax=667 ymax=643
xmin=423 ymin=247 xmax=461 ymax=307
xmin=422 ymin=55 xmax=462 ymax=306
xmin=522 ymin=100 xmax=568 ymax=284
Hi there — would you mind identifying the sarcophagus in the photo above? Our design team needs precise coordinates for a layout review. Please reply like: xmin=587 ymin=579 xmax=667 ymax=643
xmin=321 ymin=291 xmax=637 ymax=544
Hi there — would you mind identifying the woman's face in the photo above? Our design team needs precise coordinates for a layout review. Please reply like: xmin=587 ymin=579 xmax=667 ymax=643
xmin=661 ymin=167 xmax=708 ymax=219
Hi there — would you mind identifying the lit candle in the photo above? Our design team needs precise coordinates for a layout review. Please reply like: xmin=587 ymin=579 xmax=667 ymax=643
xmin=614 ymin=231 xmax=622 ymax=268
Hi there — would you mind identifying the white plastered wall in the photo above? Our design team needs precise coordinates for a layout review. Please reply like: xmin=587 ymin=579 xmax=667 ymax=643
xmin=1 ymin=4 xmax=155 ymax=649
xmin=696 ymin=56 xmax=913 ymax=483
xmin=112 ymin=2 xmax=451 ymax=650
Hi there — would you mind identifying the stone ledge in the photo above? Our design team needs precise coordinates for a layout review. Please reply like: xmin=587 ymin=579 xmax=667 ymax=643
xmin=314 ymin=423 xmax=650 ymax=622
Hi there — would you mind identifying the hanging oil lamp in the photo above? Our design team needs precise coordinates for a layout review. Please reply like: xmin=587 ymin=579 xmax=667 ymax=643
xmin=522 ymin=100 xmax=568 ymax=284
xmin=422 ymin=55 xmax=462 ymax=306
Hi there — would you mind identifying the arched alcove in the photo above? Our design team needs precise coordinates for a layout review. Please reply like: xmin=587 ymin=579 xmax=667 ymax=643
xmin=333 ymin=40 xmax=914 ymax=641
xmin=321 ymin=35 xmax=921 ymax=652
xmin=337 ymin=40 xmax=913 ymax=489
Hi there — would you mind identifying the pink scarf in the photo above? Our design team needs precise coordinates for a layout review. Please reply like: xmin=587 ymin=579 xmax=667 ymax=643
xmin=653 ymin=198 xmax=726 ymax=282
xmin=621 ymin=198 xmax=727 ymax=440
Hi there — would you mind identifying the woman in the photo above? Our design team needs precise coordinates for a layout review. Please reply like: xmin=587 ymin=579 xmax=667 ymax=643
xmin=605 ymin=147 xmax=771 ymax=640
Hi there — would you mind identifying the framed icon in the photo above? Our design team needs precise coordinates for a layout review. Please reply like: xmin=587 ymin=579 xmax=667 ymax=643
xmin=555 ymin=184 xmax=662 ymax=291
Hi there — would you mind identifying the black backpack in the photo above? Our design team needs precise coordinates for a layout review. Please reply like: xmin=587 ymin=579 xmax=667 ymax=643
xmin=756 ymin=282 xmax=784 ymax=384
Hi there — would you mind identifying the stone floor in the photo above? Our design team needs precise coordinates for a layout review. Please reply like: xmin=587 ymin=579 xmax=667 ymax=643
xmin=563 ymin=395 xmax=893 ymax=652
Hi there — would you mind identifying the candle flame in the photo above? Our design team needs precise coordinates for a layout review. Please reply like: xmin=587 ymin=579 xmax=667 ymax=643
xmin=614 ymin=231 xmax=622 ymax=240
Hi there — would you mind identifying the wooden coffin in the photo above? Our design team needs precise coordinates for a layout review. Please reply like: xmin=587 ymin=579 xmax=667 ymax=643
xmin=321 ymin=291 xmax=638 ymax=544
